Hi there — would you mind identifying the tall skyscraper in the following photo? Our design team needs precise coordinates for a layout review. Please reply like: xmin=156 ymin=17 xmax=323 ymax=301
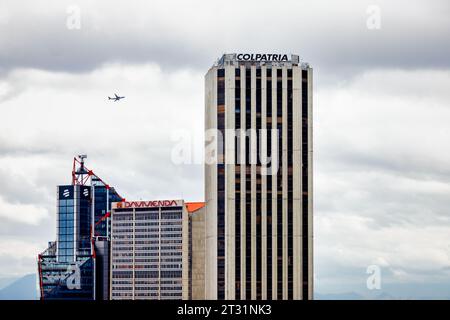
xmin=204 ymin=53 xmax=313 ymax=300
xmin=38 ymin=156 xmax=123 ymax=300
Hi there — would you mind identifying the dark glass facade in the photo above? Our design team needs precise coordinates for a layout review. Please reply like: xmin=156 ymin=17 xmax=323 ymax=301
xmin=266 ymin=67 xmax=273 ymax=300
xmin=256 ymin=68 xmax=262 ymax=300
xmin=301 ymin=69 xmax=310 ymax=300
xmin=92 ymin=179 xmax=122 ymax=238
xmin=39 ymin=180 xmax=122 ymax=300
xmin=287 ymin=68 xmax=294 ymax=299
xmin=217 ymin=68 xmax=226 ymax=299
xmin=57 ymin=186 xmax=76 ymax=263
xmin=235 ymin=67 xmax=241 ymax=299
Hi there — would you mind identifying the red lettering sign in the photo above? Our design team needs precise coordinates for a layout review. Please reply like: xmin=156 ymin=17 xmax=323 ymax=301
xmin=121 ymin=200 xmax=178 ymax=209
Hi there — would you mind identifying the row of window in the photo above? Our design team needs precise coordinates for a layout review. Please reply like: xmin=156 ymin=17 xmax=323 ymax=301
xmin=218 ymin=66 xmax=310 ymax=299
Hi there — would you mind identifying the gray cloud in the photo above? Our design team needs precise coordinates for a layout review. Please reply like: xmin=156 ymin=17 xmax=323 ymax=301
xmin=0 ymin=0 xmax=449 ymax=76
xmin=0 ymin=0 xmax=449 ymax=298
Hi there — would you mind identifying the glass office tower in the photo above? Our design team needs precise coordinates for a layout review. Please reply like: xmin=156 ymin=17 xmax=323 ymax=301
xmin=38 ymin=157 xmax=122 ymax=300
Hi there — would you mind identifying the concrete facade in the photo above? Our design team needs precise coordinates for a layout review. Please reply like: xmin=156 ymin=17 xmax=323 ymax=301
xmin=204 ymin=54 xmax=313 ymax=300
xmin=190 ymin=206 xmax=206 ymax=300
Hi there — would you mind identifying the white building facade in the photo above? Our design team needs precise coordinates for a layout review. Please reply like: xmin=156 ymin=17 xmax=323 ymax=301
xmin=110 ymin=200 xmax=189 ymax=300
xmin=204 ymin=53 xmax=313 ymax=300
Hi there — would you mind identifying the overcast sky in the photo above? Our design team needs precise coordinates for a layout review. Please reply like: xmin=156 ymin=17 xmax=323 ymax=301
xmin=0 ymin=0 xmax=449 ymax=299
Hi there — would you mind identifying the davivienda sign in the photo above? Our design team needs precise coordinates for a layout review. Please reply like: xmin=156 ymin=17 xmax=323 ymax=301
xmin=236 ymin=53 xmax=289 ymax=62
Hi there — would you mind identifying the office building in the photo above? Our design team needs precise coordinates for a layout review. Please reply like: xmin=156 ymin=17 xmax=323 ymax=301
xmin=38 ymin=156 xmax=123 ymax=300
xmin=189 ymin=202 xmax=207 ymax=300
xmin=204 ymin=53 xmax=313 ymax=300
xmin=110 ymin=200 xmax=204 ymax=300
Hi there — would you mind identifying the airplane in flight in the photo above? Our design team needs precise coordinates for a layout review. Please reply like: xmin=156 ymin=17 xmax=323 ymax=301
xmin=108 ymin=93 xmax=125 ymax=101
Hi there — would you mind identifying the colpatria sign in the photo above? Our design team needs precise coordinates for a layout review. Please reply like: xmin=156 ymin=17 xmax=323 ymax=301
xmin=236 ymin=53 xmax=289 ymax=62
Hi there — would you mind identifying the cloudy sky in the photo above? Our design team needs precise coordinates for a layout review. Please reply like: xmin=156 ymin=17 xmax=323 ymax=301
xmin=0 ymin=0 xmax=449 ymax=298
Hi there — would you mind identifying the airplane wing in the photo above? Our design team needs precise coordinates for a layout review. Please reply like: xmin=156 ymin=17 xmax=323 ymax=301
xmin=115 ymin=93 xmax=119 ymax=98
